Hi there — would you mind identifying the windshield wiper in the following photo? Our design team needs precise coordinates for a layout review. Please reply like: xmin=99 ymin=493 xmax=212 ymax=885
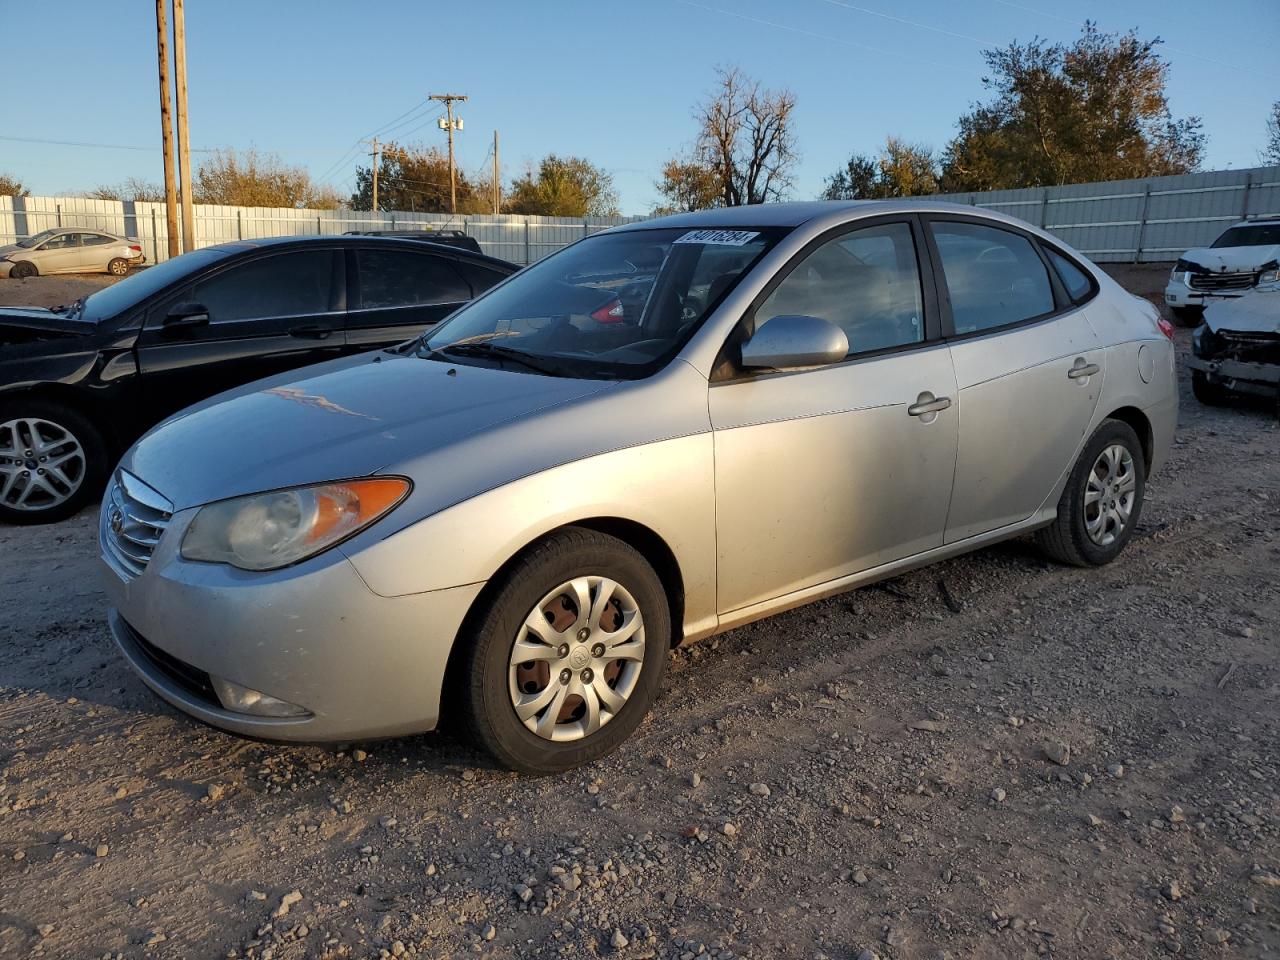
xmin=49 ymin=298 xmax=84 ymax=317
xmin=431 ymin=341 xmax=568 ymax=377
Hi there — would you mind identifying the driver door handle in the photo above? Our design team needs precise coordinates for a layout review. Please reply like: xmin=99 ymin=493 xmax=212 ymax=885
xmin=907 ymin=394 xmax=952 ymax=417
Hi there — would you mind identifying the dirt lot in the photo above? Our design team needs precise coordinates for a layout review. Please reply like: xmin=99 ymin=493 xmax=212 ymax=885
xmin=0 ymin=269 xmax=1277 ymax=960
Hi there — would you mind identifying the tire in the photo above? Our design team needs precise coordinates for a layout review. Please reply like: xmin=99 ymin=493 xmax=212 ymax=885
xmin=458 ymin=527 xmax=670 ymax=774
xmin=9 ymin=261 xmax=37 ymax=279
xmin=0 ymin=399 xmax=109 ymax=525
xmin=1170 ymin=306 xmax=1203 ymax=328
xmin=1036 ymin=418 xmax=1146 ymax=568
xmin=1191 ymin=370 xmax=1231 ymax=406
xmin=107 ymin=258 xmax=129 ymax=277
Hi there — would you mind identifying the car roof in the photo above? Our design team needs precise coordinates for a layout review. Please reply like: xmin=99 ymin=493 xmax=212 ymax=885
xmin=200 ymin=234 xmax=516 ymax=270
xmin=612 ymin=199 xmax=1031 ymax=231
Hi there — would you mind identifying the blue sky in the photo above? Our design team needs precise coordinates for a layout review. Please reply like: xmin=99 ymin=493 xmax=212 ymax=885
xmin=4 ymin=0 xmax=1277 ymax=214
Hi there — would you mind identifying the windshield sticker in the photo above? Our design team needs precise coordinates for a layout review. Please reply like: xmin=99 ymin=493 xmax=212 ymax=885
xmin=673 ymin=229 xmax=761 ymax=246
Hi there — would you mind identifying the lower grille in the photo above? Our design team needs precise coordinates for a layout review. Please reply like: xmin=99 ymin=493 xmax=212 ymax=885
xmin=101 ymin=471 xmax=172 ymax=578
xmin=1189 ymin=270 xmax=1256 ymax=292
xmin=118 ymin=616 xmax=220 ymax=706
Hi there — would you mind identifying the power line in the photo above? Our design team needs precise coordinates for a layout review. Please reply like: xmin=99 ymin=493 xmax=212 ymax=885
xmin=815 ymin=0 xmax=993 ymax=46
xmin=0 ymin=134 xmax=214 ymax=153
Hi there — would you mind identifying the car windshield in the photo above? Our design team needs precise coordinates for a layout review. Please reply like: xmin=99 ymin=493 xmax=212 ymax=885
xmin=1211 ymin=224 xmax=1280 ymax=248
xmin=78 ymin=249 xmax=228 ymax=323
xmin=16 ymin=229 xmax=59 ymax=249
xmin=421 ymin=227 xmax=783 ymax=379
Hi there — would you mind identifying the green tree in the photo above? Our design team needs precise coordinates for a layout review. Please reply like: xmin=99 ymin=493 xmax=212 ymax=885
xmin=941 ymin=23 xmax=1204 ymax=191
xmin=653 ymin=157 xmax=722 ymax=214
xmin=823 ymin=138 xmax=939 ymax=199
xmin=350 ymin=142 xmax=487 ymax=213
xmin=505 ymin=155 xmax=619 ymax=217
xmin=195 ymin=148 xmax=342 ymax=208
xmin=0 ymin=173 xmax=29 ymax=197
xmin=1263 ymin=101 xmax=1280 ymax=165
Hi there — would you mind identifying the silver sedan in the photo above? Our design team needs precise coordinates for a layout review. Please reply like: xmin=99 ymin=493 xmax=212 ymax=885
xmin=100 ymin=201 xmax=1177 ymax=773
xmin=0 ymin=229 xmax=145 ymax=278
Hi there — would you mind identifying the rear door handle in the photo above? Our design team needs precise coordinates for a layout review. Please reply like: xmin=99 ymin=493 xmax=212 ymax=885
xmin=289 ymin=324 xmax=334 ymax=340
xmin=1068 ymin=359 xmax=1100 ymax=379
xmin=907 ymin=393 xmax=952 ymax=417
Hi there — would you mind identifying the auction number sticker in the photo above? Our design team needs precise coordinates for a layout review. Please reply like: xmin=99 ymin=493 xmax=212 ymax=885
xmin=673 ymin=229 xmax=761 ymax=246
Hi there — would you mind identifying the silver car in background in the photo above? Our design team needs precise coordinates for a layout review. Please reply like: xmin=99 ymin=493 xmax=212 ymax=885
xmin=100 ymin=201 xmax=1177 ymax=774
xmin=0 ymin=229 xmax=145 ymax=278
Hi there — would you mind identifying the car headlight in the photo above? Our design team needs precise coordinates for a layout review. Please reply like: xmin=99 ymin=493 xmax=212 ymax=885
xmin=181 ymin=477 xmax=410 ymax=571
xmin=1258 ymin=260 xmax=1279 ymax=285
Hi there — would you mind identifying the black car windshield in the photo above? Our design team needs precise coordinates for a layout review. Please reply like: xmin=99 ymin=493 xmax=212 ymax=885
xmin=1211 ymin=224 xmax=1280 ymax=248
xmin=422 ymin=226 xmax=784 ymax=378
xmin=79 ymin=249 xmax=228 ymax=323
xmin=16 ymin=229 xmax=58 ymax=249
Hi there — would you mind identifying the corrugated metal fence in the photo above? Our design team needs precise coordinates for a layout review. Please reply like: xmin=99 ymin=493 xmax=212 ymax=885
xmin=0 ymin=197 xmax=642 ymax=266
xmin=3 ymin=163 xmax=1278 ymax=267
xmin=935 ymin=164 xmax=1280 ymax=262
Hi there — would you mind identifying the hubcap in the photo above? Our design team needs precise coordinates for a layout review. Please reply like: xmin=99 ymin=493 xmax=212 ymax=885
xmin=1084 ymin=443 xmax=1136 ymax=547
xmin=508 ymin=576 xmax=646 ymax=742
xmin=0 ymin=418 xmax=86 ymax=512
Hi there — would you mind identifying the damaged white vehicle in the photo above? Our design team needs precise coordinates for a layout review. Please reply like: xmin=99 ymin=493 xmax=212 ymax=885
xmin=1189 ymin=286 xmax=1280 ymax=413
xmin=1165 ymin=218 xmax=1280 ymax=326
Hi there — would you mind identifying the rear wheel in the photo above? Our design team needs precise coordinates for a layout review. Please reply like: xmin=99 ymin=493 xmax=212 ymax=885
xmin=107 ymin=258 xmax=129 ymax=277
xmin=0 ymin=400 xmax=108 ymax=525
xmin=459 ymin=528 xmax=670 ymax=774
xmin=9 ymin=261 xmax=37 ymax=279
xmin=1036 ymin=419 xmax=1146 ymax=567
xmin=1192 ymin=370 xmax=1231 ymax=406
xmin=1170 ymin=305 xmax=1203 ymax=328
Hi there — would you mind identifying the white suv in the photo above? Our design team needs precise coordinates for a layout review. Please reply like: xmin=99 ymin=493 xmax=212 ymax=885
xmin=1165 ymin=218 xmax=1280 ymax=326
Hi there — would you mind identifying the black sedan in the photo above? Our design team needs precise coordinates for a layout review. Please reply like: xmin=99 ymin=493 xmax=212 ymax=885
xmin=0 ymin=235 xmax=517 ymax=524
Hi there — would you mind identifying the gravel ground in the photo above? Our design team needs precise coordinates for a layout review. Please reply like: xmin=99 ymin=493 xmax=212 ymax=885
xmin=1 ymin=268 xmax=1277 ymax=960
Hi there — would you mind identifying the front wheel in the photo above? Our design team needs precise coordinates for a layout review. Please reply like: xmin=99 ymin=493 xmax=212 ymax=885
xmin=107 ymin=258 xmax=129 ymax=277
xmin=1170 ymin=306 xmax=1203 ymax=328
xmin=8 ymin=261 xmax=37 ymax=279
xmin=0 ymin=400 xmax=108 ymax=525
xmin=1192 ymin=370 xmax=1231 ymax=406
xmin=1036 ymin=419 xmax=1146 ymax=567
xmin=458 ymin=528 xmax=670 ymax=774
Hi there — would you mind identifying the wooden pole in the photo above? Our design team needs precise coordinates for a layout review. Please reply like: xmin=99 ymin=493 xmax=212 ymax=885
xmin=172 ymin=0 xmax=195 ymax=253
xmin=155 ymin=0 xmax=180 ymax=259
xmin=492 ymin=130 xmax=500 ymax=214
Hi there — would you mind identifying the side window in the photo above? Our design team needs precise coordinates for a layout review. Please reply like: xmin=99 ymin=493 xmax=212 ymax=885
xmin=83 ymin=234 xmax=114 ymax=246
xmin=756 ymin=221 xmax=924 ymax=356
xmin=192 ymin=250 xmax=335 ymax=323
xmin=41 ymin=233 xmax=76 ymax=250
xmin=1044 ymin=246 xmax=1094 ymax=303
xmin=931 ymin=221 xmax=1055 ymax=334
xmin=357 ymin=250 xmax=470 ymax=309
xmin=452 ymin=260 xmax=511 ymax=296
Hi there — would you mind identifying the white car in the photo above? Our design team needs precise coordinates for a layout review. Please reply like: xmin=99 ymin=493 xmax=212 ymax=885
xmin=1165 ymin=218 xmax=1280 ymax=326
xmin=0 ymin=229 xmax=146 ymax=279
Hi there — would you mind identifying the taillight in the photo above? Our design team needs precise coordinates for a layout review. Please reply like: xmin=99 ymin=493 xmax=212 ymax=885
xmin=128 ymin=244 xmax=142 ymax=253
xmin=1157 ymin=316 xmax=1175 ymax=341
xmin=590 ymin=298 xmax=625 ymax=324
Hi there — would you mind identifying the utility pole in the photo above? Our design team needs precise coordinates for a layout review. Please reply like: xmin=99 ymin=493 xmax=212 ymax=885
xmin=154 ymin=0 xmax=180 ymax=259
xmin=429 ymin=93 xmax=467 ymax=213
xmin=172 ymin=0 xmax=195 ymax=253
xmin=363 ymin=137 xmax=381 ymax=212
xmin=492 ymin=130 xmax=500 ymax=215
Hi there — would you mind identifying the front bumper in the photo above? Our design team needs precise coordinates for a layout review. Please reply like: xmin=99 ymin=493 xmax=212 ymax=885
xmin=101 ymin=520 xmax=484 ymax=742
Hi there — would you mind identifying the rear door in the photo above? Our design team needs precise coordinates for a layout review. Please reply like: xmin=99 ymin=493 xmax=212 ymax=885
xmin=924 ymin=216 xmax=1105 ymax=543
xmin=346 ymin=246 xmax=475 ymax=348
xmin=135 ymin=247 xmax=347 ymax=417
xmin=78 ymin=233 xmax=118 ymax=271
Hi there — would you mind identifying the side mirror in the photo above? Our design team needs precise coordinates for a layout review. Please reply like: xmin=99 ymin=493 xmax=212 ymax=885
xmin=163 ymin=302 xmax=210 ymax=331
xmin=740 ymin=315 xmax=849 ymax=370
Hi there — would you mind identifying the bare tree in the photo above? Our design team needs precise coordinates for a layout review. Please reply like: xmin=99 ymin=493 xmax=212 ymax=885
xmin=696 ymin=67 xmax=797 ymax=207
xmin=1263 ymin=101 xmax=1280 ymax=165
xmin=87 ymin=177 xmax=166 ymax=202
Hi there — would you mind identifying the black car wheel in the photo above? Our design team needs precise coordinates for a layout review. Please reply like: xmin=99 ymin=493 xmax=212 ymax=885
xmin=458 ymin=527 xmax=670 ymax=774
xmin=1170 ymin=305 xmax=1203 ymax=328
xmin=9 ymin=261 xmax=37 ymax=279
xmin=0 ymin=399 xmax=108 ymax=525
xmin=1191 ymin=370 xmax=1232 ymax=407
xmin=1036 ymin=419 xmax=1146 ymax=568
xmin=108 ymin=258 xmax=130 ymax=277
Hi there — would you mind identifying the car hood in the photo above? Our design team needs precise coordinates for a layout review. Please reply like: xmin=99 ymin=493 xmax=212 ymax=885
xmin=1203 ymin=288 xmax=1280 ymax=335
xmin=0 ymin=306 xmax=95 ymax=339
xmin=122 ymin=351 xmax=620 ymax=510
xmin=1179 ymin=244 xmax=1280 ymax=272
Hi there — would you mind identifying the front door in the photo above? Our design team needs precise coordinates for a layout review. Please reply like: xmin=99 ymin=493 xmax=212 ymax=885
xmin=924 ymin=217 xmax=1106 ymax=542
xmin=32 ymin=232 xmax=82 ymax=274
xmin=710 ymin=218 xmax=959 ymax=615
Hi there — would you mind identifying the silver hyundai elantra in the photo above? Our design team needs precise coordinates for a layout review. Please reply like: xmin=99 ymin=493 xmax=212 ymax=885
xmin=100 ymin=201 xmax=1177 ymax=773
